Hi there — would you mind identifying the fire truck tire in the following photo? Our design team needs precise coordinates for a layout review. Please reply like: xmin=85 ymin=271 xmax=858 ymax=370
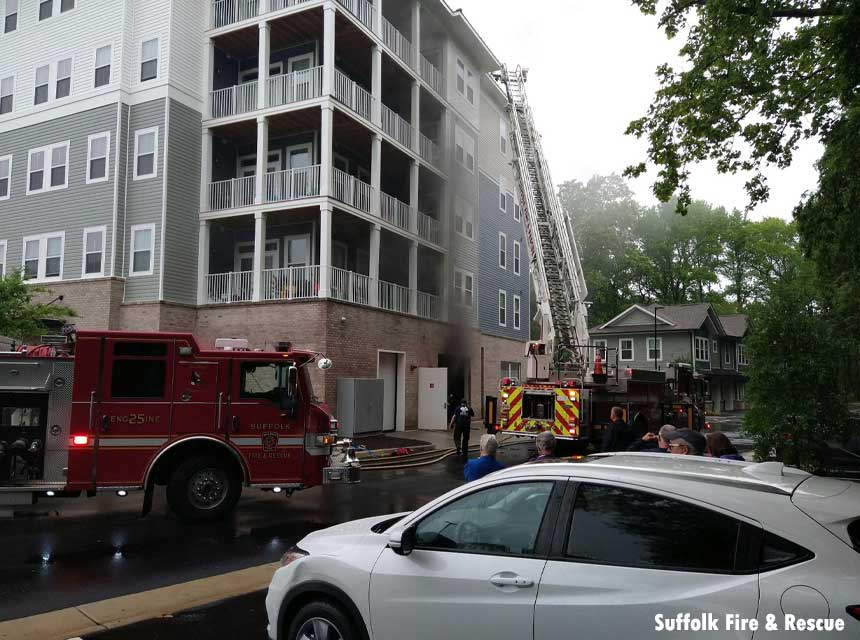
xmin=166 ymin=454 xmax=242 ymax=522
xmin=286 ymin=600 xmax=360 ymax=640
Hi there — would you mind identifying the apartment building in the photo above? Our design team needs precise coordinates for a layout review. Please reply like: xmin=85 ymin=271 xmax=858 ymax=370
xmin=0 ymin=0 xmax=531 ymax=429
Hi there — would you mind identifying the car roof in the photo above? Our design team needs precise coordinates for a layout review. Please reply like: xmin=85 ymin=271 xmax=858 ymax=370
xmin=493 ymin=453 xmax=812 ymax=497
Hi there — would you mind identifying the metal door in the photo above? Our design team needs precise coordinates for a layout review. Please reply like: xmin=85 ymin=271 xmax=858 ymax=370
xmin=379 ymin=353 xmax=398 ymax=432
xmin=418 ymin=368 xmax=447 ymax=430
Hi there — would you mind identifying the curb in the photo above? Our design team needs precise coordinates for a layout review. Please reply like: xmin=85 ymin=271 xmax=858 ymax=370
xmin=0 ymin=562 xmax=279 ymax=640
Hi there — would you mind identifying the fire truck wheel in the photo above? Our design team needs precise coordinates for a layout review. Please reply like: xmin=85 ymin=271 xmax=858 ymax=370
xmin=166 ymin=454 xmax=241 ymax=522
xmin=287 ymin=600 xmax=359 ymax=640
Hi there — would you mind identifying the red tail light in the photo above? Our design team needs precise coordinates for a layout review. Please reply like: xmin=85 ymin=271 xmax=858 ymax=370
xmin=848 ymin=606 xmax=860 ymax=622
xmin=494 ymin=425 xmax=500 ymax=432
xmin=72 ymin=435 xmax=89 ymax=446
xmin=705 ymin=422 xmax=712 ymax=430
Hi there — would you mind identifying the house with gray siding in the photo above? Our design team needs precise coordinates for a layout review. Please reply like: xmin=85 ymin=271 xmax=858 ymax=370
xmin=590 ymin=304 xmax=748 ymax=414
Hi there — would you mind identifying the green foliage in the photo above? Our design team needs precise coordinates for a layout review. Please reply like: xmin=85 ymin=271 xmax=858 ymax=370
xmin=0 ymin=271 xmax=75 ymax=343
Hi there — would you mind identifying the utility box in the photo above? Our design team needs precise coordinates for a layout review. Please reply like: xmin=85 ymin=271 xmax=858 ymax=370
xmin=336 ymin=378 xmax=384 ymax=437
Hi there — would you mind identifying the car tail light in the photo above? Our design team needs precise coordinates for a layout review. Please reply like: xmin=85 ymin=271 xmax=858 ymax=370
xmin=494 ymin=425 xmax=500 ymax=432
xmin=705 ymin=422 xmax=712 ymax=430
xmin=315 ymin=434 xmax=337 ymax=447
xmin=848 ymin=606 xmax=860 ymax=622
xmin=281 ymin=546 xmax=308 ymax=567
xmin=71 ymin=435 xmax=89 ymax=446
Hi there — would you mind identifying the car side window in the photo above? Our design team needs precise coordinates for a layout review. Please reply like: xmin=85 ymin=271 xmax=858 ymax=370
xmin=415 ymin=482 xmax=554 ymax=555
xmin=760 ymin=531 xmax=814 ymax=570
xmin=240 ymin=362 xmax=286 ymax=402
xmin=566 ymin=484 xmax=740 ymax=573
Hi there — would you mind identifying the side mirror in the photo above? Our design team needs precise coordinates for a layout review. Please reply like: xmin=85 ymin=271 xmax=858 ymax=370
xmin=280 ymin=365 xmax=299 ymax=416
xmin=317 ymin=357 xmax=333 ymax=370
xmin=389 ymin=525 xmax=416 ymax=556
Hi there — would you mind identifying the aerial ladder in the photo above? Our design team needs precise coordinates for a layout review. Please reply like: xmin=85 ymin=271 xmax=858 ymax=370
xmin=500 ymin=65 xmax=590 ymax=378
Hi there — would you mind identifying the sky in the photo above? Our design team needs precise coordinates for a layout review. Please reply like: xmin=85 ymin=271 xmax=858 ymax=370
xmin=453 ymin=0 xmax=822 ymax=221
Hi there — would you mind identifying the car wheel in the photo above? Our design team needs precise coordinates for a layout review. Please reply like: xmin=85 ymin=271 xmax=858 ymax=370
xmin=287 ymin=600 xmax=359 ymax=640
xmin=166 ymin=454 xmax=241 ymax=522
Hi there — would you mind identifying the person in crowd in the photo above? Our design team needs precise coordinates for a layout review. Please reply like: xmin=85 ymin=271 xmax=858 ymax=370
xmin=529 ymin=431 xmax=560 ymax=463
xmin=602 ymin=406 xmax=636 ymax=452
xmin=464 ymin=434 xmax=504 ymax=481
xmin=627 ymin=424 xmax=676 ymax=453
xmin=706 ymin=431 xmax=745 ymax=461
xmin=664 ymin=428 xmax=707 ymax=456
xmin=449 ymin=398 xmax=475 ymax=456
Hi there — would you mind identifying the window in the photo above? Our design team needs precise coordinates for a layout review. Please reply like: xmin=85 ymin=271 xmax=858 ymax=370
xmin=110 ymin=342 xmax=168 ymax=399
xmin=735 ymin=381 xmax=745 ymax=402
xmin=695 ymin=337 xmax=710 ymax=362
xmin=0 ymin=155 xmax=10 ymax=200
xmin=619 ymin=338 xmax=634 ymax=361
xmin=724 ymin=343 xmax=732 ymax=366
xmin=647 ymin=337 xmax=662 ymax=361
xmin=500 ymin=118 xmax=508 ymax=155
xmin=567 ymin=484 xmax=741 ymax=573
xmin=456 ymin=58 xmax=465 ymax=95
xmin=94 ymin=45 xmax=112 ymax=87
xmin=466 ymin=69 xmax=474 ymax=104
xmin=737 ymin=343 xmax=748 ymax=366
xmin=82 ymin=226 xmax=106 ymax=277
xmin=140 ymin=38 xmax=159 ymax=82
xmin=498 ymin=290 xmax=507 ymax=327
xmin=453 ymin=268 xmax=473 ymax=308
xmin=712 ymin=339 xmax=718 ymax=354
xmin=86 ymin=132 xmax=110 ymax=183
xmin=415 ymin=482 xmax=554 ymax=555
xmin=513 ymin=241 xmax=521 ymax=275
xmin=514 ymin=202 xmax=521 ymax=222
xmin=760 ymin=531 xmax=814 ymax=571
xmin=38 ymin=0 xmax=51 ymax=21
xmin=499 ymin=232 xmax=507 ymax=269
xmin=134 ymin=127 xmax=158 ymax=179
xmin=27 ymin=142 xmax=69 ymax=194
xmin=513 ymin=294 xmax=521 ymax=330
xmin=453 ymin=196 xmax=474 ymax=240
xmin=500 ymin=361 xmax=521 ymax=381
xmin=21 ymin=232 xmax=64 ymax=280
xmin=240 ymin=362 xmax=289 ymax=402
xmin=593 ymin=339 xmax=607 ymax=360
xmin=130 ymin=224 xmax=155 ymax=276
xmin=1 ymin=75 xmax=14 ymax=114
xmin=61 ymin=0 xmax=74 ymax=11
xmin=55 ymin=58 xmax=71 ymax=99
xmin=4 ymin=0 xmax=17 ymax=33
xmin=34 ymin=65 xmax=49 ymax=105
xmin=454 ymin=125 xmax=474 ymax=173
xmin=499 ymin=188 xmax=506 ymax=212
xmin=0 ymin=240 xmax=6 ymax=277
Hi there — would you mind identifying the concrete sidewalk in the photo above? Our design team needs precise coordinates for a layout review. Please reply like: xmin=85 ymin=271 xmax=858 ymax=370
xmin=352 ymin=425 xmax=484 ymax=460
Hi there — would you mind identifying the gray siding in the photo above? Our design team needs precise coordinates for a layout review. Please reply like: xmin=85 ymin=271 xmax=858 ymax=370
xmin=123 ymin=99 xmax=166 ymax=302
xmin=478 ymin=172 xmax=529 ymax=341
xmin=0 ymin=103 xmax=119 ymax=281
xmin=593 ymin=331 xmax=695 ymax=371
xmin=163 ymin=99 xmax=202 ymax=304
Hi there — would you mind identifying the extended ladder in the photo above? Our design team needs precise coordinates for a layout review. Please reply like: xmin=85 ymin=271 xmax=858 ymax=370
xmin=501 ymin=65 xmax=590 ymax=366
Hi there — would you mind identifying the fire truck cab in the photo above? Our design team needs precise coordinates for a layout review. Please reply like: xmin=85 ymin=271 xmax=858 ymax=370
xmin=0 ymin=330 xmax=358 ymax=521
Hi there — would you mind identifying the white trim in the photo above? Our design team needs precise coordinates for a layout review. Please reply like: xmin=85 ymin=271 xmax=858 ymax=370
xmin=238 ymin=148 xmax=283 ymax=176
xmin=238 ymin=61 xmax=284 ymax=85
xmin=498 ymin=289 xmax=507 ymax=327
xmin=514 ymin=201 xmax=521 ymax=222
xmin=513 ymin=240 xmax=521 ymax=275
xmin=513 ymin=294 xmax=521 ymax=330
xmin=376 ymin=349 xmax=406 ymax=432
xmin=81 ymin=225 xmax=107 ymax=278
xmin=21 ymin=231 xmax=65 ymax=282
xmin=55 ymin=56 xmax=73 ymax=100
xmin=593 ymin=338 xmax=608 ymax=360
xmin=140 ymin=37 xmax=161 ymax=83
xmin=130 ymin=223 xmax=155 ymax=277
xmin=0 ymin=239 xmax=6 ymax=277
xmin=133 ymin=126 xmax=159 ymax=180
xmin=737 ymin=343 xmax=748 ymax=366
xmin=498 ymin=231 xmax=507 ymax=269
xmin=158 ymin=105 xmax=170 ymax=299
xmin=647 ymin=336 xmax=663 ymax=362
xmin=0 ymin=73 xmax=14 ymax=114
xmin=453 ymin=195 xmax=474 ymax=241
xmin=599 ymin=304 xmax=676 ymax=330
xmin=94 ymin=43 xmax=112 ymax=88
xmin=499 ymin=117 xmax=507 ymax=155
xmin=712 ymin=339 xmax=718 ymax=354
xmin=619 ymin=337 xmax=634 ymax=362
xmin=26 ymin=140 xmax=69 ymax=194
xmin=724 ymin=341 xmax=732 ymax=365
xmin=285 ymin=142 xmax=312 ymax=169
xmin=695 ymin=336 xmax=710 ymax=362
xmin=0 ymin=153 xmax=11 ymax=200
xmin=499 ymin=183 xmax=506 ymax=212
xmin=86 ymin=131 xmax=111 ymax=184
xmin=37 ymin=0 xmax=52 ymax=21
xmin=33 ymin=63 xmax=50 ymax=106
xmin=287 ymin=53 xmax=313 ymax=73
xmin=453 ymin=267 xmax=474 ymax=308
xmin=235 ymin=238 xmax=280 ymax=271
xmin=3 ymin=0 xmax=18 ymax=33
xmin=110 ymin=101 xmax=124 ymax=278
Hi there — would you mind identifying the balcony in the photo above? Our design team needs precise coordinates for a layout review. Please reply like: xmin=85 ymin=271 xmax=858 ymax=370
xmin=265 ymin=165 xmax=321 ymax=203
xmin=208 ymin=176 xmax=256 ymax=211
xmin=206 ymin=270 xmax=254 ymax=303
xmin=419 ymin=133 xmax=440 ymax=168
xmin=262 ymin=265 xmax=320 ymax=301
xmin=380 ymin=192 xmax=412 ymax=232
xmin=381 ymin=104 xmax=413 ymax=149
xmin=417 ymin=211 xmax=441 ymax=245
xmin=382 ymin=17 xmax=413 ymax=69
xmin=378 ymin=280 xmax=410 ymax=314
xmin=417 ymin=291 xmax=441 ymax=321
xmin=330 ymin=266 xmax=372 ymax=305
xmin=331 ymin=167 xmax=373 ymax=213
xmin=210 ymin=82 xmax=258 ymax=120
xmin=211 ymin=0 xmax=259 ymax=29
xmin=335 ymin=0 xmax=375 ymax=32
xmin=333 ymin=69 xmax=373 ymax=121
xmin=420 ymin=55 xmax=442 ymax=95
xmin=268 ymin=66 xmax=324 ymax=108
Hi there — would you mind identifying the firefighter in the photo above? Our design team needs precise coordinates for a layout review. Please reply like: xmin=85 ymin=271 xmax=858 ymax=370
xmin=449 ymin=398 xmax=475 ymax=457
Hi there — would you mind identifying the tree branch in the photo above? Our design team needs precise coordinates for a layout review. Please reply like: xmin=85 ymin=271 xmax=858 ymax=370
xmin=680 ymin=0 xmax=846 ymax=18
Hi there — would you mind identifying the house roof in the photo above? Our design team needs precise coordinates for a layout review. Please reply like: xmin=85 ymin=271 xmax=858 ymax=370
xmin=719 ymin=314 xmax=749 ymax=338
xmin=591 ymin=303 xmax=728 ymax=335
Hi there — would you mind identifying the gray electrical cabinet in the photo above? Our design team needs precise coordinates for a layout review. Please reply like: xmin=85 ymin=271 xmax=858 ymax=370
xmin=336 ymin=378 xmax=384 ymax=437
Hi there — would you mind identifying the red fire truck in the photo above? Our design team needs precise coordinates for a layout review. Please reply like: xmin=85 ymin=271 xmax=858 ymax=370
xmin=0 ymin=330 xmax=358 ymax=521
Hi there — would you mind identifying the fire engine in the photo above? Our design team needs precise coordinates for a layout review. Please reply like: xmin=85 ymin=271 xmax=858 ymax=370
xmin=0 ymin=330 xmax=358 ymax=521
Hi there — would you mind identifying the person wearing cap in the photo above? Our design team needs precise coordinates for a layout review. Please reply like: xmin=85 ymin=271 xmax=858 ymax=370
xmin=627 ymin=424 xmax=676 ymax=453
xmin=529 ymin=431 xmax=560 ymax=463
xmin=464 ymin=434 xmax=504 ymax=481
xmin=663 ymin=428 xmax=707 ymax=456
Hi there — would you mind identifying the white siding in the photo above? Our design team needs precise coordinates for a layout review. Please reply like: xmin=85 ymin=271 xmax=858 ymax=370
xmin=444 ymin=40 xmax=479 ymax=131
xmin=125 ymin=0 xmax=172 ymax=95
xmin=168 ymin=0 xmax=206 ymax=106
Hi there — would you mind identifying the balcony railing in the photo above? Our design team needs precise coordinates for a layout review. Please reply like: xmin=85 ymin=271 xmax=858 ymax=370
xmin=335 ymin=0 xmax=375 ymax=32
xmin=417 ymin=291 xmax=441 ymax=321
xmin=211 ymin=0 xmax=259 ymax=29
xmin=382 ymin=17 xmax=413 ymax=68
xmin=419 ymin=133 xmax=441 ymax=168
xmin=330 ymin=267 xmax=372 ymax=305
xmin=265 ymin=165 xmax=321 ymax=203
xmin=420 ymin=55 xmax=443 ymax=94
xmin=417 ymin=211 xmax=441 ymax=245
xmin=333 ymin=69 xmax=373 ymax=121
xmin=331 ymin=167 xmax=373 ymax=213
xmin=206 ymin=271 xmax=253 ymax=304
xmin=381 ymin=104 xmax=414 ymax=149
xmin=208 ymin=175 xmax=256 ymax=211
xmin=270 ymin=0 xmax=315 ymax=11
xmin=378 ymin=280 xmax=410 ymax=314
xmin=210 ymin=81 xmax=258 ymax=120
xmin=268 ymin=66 xmax=323 ymax=108
xmin=380 ymin=192 xmax=412 ymax=231
xmin=262 ymin=265 xmax=320 ymax=301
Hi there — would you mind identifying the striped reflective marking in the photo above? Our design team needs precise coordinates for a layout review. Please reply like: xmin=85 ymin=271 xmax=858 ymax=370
xmin=230 ymin=437 xmax=304 ymax=446
xmin=99 ymin=438 xmax=168 ymax=447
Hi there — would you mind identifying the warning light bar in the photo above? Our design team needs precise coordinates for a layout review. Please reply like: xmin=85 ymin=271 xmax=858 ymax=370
xmin=72 ymin=435 xmax=89 ymax=446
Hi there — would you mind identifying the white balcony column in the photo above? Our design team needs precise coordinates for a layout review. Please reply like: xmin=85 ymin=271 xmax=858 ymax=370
xmin=440 ymin=252 xmax=449 ymax=322
xmin=258 ymin=21 xmax=271 ymax=110
xmin=440 ymin=179 xmax=450 ymax=245
xmin=320 ymin=105 xmax=334 ymax=197
xmin=204 ymin=39 xmax=215 ymax=117
xmin=369 ymin=223 xmax=381 ymax=306
xmin=371 ymin=134 xmax=382 ymax=216
xmin=197 ymin=220 xmax=210 ymax=305
xmin=374 ymin=0 xmax=383 ymax=36
xmin=409 ymin=240 xmax=418 ymax=315
xmin=252 ymin=211 xmax=267 ymax=301
xmin=322 ymin=5 xmax=336 ymax=96
xmin=411 ymin=0 xmax=420 ymax=71
xmin=201 ymin=129 xmax=213 ymax=211
xmin=411 ymin=80 xmax=420 ymax=153
xmin=371 ymin=45 xmax=382 ymax=127
xmin=409 ymin=160 xmax=419 ymax=233
xmin=441 ymin=106 xmax=453 ymax=168
xmin=255 ymin=115 xmax=269 ymax=204
xmin=319 ymin=204 xmax=333 ymax=298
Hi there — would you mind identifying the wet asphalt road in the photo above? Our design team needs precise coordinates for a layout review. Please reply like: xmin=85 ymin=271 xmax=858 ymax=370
xmin=0 ymin=441 xmax=534 ymax=625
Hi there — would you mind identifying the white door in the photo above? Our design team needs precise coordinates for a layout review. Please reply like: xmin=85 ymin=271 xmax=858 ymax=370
xmin=379 ymin=352 xmax=398 ymax=432
xmin=370 ymin=480 xmax=558 ymax=640
xmin=288 ymin=53 xmax=315 ymax=100
xmin=535 ymin=482 xmax=759 ymax=639
xmin=418 ymin=367 xmax=447 ymax=430
xmin=238 ymin=151 xmax=282 ymax=178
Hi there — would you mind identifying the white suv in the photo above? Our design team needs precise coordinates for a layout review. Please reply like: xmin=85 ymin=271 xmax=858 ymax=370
xmin=266 ymin=454 xmax=860 ymax=639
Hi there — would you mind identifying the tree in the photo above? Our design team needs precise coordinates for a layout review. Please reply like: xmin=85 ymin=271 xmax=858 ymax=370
xmin=0 ymin=271 xmax=75 ymax=344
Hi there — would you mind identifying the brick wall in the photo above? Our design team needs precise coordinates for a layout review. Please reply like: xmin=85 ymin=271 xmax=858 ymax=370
xmin=476 ymin=333 xmax=529 ymax=418
xmin=30 ymin=278 xmax=123 ymax=330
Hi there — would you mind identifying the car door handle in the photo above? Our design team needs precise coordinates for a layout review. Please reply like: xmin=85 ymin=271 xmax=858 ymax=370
xmin=490 ymin=573 xmax=533 ymax=588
